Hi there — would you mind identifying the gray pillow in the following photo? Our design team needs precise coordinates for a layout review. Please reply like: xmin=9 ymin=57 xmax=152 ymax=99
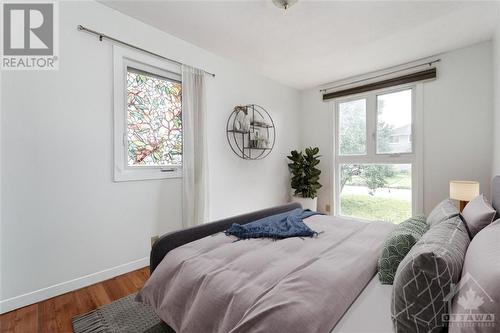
xmin=449 ymin=219 xmax=500 ymax=333
xmin=427 ymin=199 xmax=459 ymax=227
xmin=391 ymin=216 xmax=470 ymax=333
xmin=461 ymin=194 xmax=496 ymax=238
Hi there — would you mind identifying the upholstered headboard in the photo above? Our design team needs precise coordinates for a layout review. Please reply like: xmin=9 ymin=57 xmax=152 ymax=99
xmin=492 ymin=176 xmax=500 ymax=217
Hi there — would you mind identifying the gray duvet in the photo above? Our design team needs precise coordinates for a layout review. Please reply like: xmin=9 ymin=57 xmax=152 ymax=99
xmin=136 ymin=215 xmax=395 ymax=333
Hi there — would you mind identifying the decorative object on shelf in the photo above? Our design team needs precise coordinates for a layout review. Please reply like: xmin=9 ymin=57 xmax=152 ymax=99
xmin=226 ymin=104 xmax=275 ymax=160
xmin=449 ymin=180 xmax=480 ymax=212
xmin=233 ymin=118 xmax=241 ymax=131
xmin=287 ymin=147 xmax=322 ymax=211
xmin=233 ymin=105 xmax=250 ymax=133
xmin=272 ymin=0 xmax=298 ymax=10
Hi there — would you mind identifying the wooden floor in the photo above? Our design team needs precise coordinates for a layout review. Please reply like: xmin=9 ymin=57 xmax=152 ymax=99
xmin=0 ymin=267 xmax=150 ymax=333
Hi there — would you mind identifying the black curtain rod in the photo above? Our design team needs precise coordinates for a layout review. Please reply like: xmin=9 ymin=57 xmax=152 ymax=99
xmin=320 ymin=59 xmax=440 ymax=93
xmin=77 ymin=25 xmax=216 ymax=77
xmin=322 ymin=67 xmax=437 ymax=101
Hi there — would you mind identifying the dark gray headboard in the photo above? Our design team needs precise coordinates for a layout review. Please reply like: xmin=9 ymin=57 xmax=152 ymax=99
xmin=492 ymin=176 xmax=500 ymax=217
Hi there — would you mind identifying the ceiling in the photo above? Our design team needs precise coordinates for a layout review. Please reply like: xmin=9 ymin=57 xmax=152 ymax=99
xmin=101 ymin=1 xmax=500 ymax=90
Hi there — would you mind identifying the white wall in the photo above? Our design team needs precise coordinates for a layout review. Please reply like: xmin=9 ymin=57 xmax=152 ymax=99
xmin=299 ymin=90 xmax=333 ymax=214
xmin=0 ymin=65 xmax=3 ymax=306
xmin=301 ymin=41 xmax=493 ymax=214
xmin=422 ymin=42 xmax=493 ymax=210
xmin=493 ymin=17 xmax=500 ymax=177
xmin=0 ymin=1 xmax=301 ymax=312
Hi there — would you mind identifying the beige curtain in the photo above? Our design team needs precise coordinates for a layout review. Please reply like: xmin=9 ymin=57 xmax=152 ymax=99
xmin=182 ymin=65 xmax=208 ymax=227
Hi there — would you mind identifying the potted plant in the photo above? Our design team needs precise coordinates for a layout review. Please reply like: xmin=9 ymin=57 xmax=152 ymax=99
xmin=287 ymin=147 xmax=322 ymax=211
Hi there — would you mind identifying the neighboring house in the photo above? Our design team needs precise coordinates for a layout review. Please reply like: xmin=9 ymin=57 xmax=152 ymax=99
xmin=388 ymin=124 xmax=412 ymax=152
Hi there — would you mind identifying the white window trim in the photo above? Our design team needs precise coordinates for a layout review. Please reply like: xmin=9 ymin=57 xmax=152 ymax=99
xmin=113 ymin=45 xmax=182 ymax=182
xmin=330 ymin=83 xmax=424 ymax=220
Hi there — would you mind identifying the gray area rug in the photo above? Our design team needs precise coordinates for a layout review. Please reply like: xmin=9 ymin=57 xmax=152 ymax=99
xmin=72 ymin=293 xmax=175 ymax=333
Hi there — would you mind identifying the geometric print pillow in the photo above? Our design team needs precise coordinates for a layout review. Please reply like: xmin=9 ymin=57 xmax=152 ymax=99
xmin=391 ymin=216 xmax=470 ymax=333
xmin=378 ymin=215 xmax=429 ymax=285
xmin=427 ymin=199 xmax=460 ymax=227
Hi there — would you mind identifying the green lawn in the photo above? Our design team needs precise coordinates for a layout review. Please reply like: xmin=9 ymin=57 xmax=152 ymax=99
xmin=385 ymin=173 xmax=411 ymax=189
xmin=350 ymin=173 xmax=411 ymax=189
xmin=340 ymin=194 xmax=411 ymax=223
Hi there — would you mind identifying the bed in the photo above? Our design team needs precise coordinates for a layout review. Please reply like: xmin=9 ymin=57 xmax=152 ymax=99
xmin=331 ymin=276 xmax=393 ymax=332
xmin=137 ymin=177 xmax=500 ymax=333
xmin=138 ymin=204 xmax=396 ymax=333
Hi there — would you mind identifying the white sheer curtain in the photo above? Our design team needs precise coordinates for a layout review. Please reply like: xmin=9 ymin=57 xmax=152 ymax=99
xmin=182 ymin=65 xmax=208 ymax=227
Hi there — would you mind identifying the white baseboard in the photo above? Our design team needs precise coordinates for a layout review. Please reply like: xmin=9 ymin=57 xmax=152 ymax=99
xmin=0 ymin=257 xmax=149 ymax=314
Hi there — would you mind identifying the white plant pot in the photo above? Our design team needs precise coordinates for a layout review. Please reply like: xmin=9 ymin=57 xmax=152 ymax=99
xmin=291 ymin=196 xmax=318 ymax=211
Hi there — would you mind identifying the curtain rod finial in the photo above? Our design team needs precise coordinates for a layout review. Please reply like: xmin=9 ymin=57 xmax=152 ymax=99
xmin=77 ymin=25 xmax=84 ymax=31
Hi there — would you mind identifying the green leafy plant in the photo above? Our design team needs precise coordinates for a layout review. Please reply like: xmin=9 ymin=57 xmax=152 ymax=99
xmin=287 ymin=147 xmax=322 ymax=199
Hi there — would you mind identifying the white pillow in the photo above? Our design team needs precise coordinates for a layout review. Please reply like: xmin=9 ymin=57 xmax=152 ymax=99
xmin=449 ymin=219 xmax=500 ymax=333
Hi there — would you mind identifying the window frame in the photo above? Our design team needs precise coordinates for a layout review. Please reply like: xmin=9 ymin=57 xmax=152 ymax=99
xmin=113 ymin=45 xmax=182 ymax=182
xmin=331 ymin=83 xmax=424 ymax=221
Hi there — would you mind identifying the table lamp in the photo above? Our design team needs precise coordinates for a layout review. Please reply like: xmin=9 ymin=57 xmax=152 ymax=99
xmin=449 ymin=180 xmax=480 ymax=212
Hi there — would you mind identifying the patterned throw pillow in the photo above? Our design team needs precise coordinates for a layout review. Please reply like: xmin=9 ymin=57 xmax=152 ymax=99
xmin=378 ymin=215 xmax=428 ymax=285
xmin=427 ymin=199 xmax=460 ymax=227
xmin=391 ymin=216 xmax=470 ymax=333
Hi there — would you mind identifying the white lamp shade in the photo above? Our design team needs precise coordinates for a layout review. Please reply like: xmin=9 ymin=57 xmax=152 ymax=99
xmin=449 ymin=181 xmax=480 ymax=201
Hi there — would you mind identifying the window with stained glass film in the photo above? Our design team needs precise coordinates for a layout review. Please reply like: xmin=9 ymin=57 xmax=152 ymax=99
xmin=126 ymin=68 xmax=182 ymax=167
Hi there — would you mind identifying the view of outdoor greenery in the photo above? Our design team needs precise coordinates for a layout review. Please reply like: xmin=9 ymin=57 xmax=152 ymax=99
xmin=126 ymin=69 xmax=182 ymax=167
xmin=338 ymin=90 xmax=412 ymax=223
xmin=339 ymin=99 xmax=366 ymax=155
xmin=340 ymin=164 xmax=412 ymax=223
xmin=377 ymin=89 xmax=412 ymax=154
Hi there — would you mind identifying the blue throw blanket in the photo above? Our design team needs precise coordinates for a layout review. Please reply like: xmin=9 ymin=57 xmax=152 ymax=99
xmin=225 ymin=208 xmax=321 ymax=240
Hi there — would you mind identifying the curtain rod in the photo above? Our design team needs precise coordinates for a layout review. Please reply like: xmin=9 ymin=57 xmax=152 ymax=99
xmin=77 ymin=25 xmax=216 ymax=77
xmin=319 ymin=59 xmax=441 ymax=93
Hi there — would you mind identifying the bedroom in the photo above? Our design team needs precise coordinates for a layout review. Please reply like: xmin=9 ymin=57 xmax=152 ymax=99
xmin=0 ymin=0 xmax=499 ymax=332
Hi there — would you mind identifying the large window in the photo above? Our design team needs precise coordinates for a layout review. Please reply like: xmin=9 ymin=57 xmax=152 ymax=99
xmin=334 ymin=86 xmax=422 ymax=223
xmin=114 ymin=46 xmax=182 ymax=181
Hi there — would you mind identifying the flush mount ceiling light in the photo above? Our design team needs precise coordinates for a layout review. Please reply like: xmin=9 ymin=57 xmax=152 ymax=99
xmin=272 ymin=0 xmax=298 ymax=10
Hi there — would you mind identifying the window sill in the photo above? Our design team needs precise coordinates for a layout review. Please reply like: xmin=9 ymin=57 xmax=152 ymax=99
xmin=114 ymin=167 xmax=182 ymax=182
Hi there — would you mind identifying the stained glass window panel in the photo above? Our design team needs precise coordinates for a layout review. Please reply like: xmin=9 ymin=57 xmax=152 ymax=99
xmin=126 ymin=68 xmax=182 ymax=167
